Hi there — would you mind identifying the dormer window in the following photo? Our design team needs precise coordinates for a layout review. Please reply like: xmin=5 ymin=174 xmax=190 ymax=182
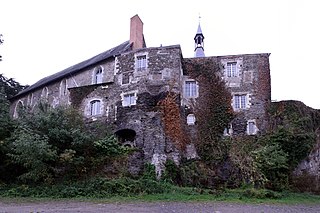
xmin=136 ymin=55 xmax=147 ymax=71
xmin=227 ymin=62 xmax=237 ymax=77
xmin=94 ymin=66 xmax=103 ymax=84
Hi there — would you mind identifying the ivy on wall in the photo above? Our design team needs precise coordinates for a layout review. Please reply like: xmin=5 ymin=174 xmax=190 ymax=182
xmin=158 ymin=91 xmax=189 ymax=151
xmin=183 ymin=58 xmax=234 ymax=163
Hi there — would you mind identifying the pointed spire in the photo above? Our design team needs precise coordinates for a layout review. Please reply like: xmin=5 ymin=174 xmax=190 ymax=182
xmin=194 ymin=16 xmax=205 ymax=57
xmin=197 ymin=23 xmax=203 ymax=34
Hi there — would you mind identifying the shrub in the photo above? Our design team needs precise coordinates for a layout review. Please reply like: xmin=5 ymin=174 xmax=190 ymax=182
xmin=8 ymin=129 xmax=57 ymax=183
xmin=252 ymin=143 xmax=289 ymax=190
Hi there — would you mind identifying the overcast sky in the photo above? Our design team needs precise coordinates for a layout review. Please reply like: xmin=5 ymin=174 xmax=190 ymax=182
xmin=0 ymin=0 xmax=319 ymax=109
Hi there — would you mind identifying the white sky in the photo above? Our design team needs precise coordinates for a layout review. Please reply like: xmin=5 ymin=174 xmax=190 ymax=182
xmin=0 ymin=0 xmax=319 ymax=109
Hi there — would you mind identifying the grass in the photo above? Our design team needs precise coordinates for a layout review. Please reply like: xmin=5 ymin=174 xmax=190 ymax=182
xmin=0 ymin=188 xmax=320 ymax=205
xmin=1 ymin=182 xmax=320 ymax=205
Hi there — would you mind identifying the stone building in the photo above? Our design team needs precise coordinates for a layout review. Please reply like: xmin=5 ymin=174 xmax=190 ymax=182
xmin=10 ymin=15 xmax=271 ymax=176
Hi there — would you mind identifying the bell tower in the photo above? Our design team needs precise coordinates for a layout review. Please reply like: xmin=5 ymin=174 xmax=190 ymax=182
xmin=194 ymin=19 xmax=205 ymax=57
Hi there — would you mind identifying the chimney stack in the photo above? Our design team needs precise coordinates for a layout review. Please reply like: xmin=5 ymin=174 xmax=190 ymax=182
xmin=130 ymin=15 xmax=144 ymax=50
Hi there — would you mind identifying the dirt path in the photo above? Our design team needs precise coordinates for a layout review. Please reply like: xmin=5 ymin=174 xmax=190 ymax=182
xmin=1 ymin=201 xmax=320 ymax=213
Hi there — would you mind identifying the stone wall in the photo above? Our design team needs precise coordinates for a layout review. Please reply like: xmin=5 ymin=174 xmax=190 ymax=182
xmin=221 ymin=53 xmax=271 ymax=135
xmin=10 ymin=58 xmax=115 ymax=117
xmin=10 ymin=45 xmax=272 ymax=177
xmin=69 ymin=45 xmax=184 ymax=177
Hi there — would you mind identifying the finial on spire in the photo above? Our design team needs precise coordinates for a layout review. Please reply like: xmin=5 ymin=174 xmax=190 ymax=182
xmin=198 ymin=13 xmax=201 ymax=23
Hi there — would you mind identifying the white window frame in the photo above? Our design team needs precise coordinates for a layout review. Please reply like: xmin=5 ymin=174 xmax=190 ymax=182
xmin=90 ymin=100 xmax=101 ymax=116
xmin=136 ymin=55 xmax=147 ymax=71
xmin=184 ymin=80 xmax=198 ymax=98
xmin=233 ymin=94 xmax=247 ymax=110
xmin=187 ymin=114 xmax=196 ymax=125
xmin=94 ymin=66 xmax=103 ymax=84
xmin=121 ymin=91 xmax=138 ymax=107
xmin=227 ymin=62 xmax=237 ymax=77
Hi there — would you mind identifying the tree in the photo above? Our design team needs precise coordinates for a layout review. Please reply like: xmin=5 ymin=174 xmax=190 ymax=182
xmin=0 ymin=74 xmax=26 ymax=99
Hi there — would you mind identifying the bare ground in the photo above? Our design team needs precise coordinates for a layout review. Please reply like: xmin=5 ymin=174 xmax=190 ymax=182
xmin=1 ymin=201 xmax=320 ymax=213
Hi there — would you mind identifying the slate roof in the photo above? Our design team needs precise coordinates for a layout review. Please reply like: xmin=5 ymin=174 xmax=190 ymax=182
xmin=12 ymin=41 xmax=132 ymax=100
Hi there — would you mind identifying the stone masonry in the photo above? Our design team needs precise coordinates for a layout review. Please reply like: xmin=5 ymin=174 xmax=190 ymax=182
xmin=9 ymin=15 xmax=271 ymax=176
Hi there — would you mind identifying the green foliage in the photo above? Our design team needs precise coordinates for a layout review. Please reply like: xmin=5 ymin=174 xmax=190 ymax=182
xmin=5 ymin=103 xmax=129 ymax=184
xmin=162 ymin=159 xmax=181 ymax=184
xmin=179 ymin=160 xmax=214 ymax=188
xmin=0 ymin=74 xmax=26 ymax=99
xmin=268 ymin=127 xmax=314 ymax=169
xmin=252 ymin=143 xmax=288 ymax=190
xmin=0 ymin=87 xmax=13 ymax=141
xmin=184 ymin=58 xmax=234 ymax=163
xmin=227 ymin=136 xmax=265 ymax=187
xmin=141 ymin=163 xmax=157 ymax=181
xmin=240 ymin=187 xmax=283 ymax=199
xmin=8 ymin=129 xmax=57 ymax=183
xmin=94 ymin=135 xmax=128 ymax=157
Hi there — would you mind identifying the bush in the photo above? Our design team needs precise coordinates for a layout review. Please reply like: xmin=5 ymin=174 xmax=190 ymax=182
xmin=5 ymin=103 xmax=130 ymax=184
xmin=8 ymin=129 xmax=57 ymax=183
xmin=252 ymin=143 xmax=289 ymax=191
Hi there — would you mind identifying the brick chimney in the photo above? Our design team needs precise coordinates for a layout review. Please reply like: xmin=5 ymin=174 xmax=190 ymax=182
xmin=130 ymin=15 xmax=144 ymax=50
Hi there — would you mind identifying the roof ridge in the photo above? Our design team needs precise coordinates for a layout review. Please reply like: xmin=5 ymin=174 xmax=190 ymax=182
xmin=11 ymin=41 xmax=131 ymax=100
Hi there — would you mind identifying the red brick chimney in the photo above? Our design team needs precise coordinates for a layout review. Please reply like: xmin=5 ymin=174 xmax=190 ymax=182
xmin=130 ymin=15 xmax=144 ymax=50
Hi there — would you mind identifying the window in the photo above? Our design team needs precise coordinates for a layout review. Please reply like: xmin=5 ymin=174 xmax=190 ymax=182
xmin=13 ymin=100 xmax=24 ymax=118
xmin=123 ymin=93 xmax=136 ymax=107
xmin=247 ymin=120 xmax=257 ymax=135
xmin=90 ymin=100 xmax=101 ymax=116
xmin=41 ymin=87 xmax=49 ymax=100
xmin=59 ymin=79 xmax=67 ymax=96
xmin=136 ymin=55 xmax=147 ymax=71
xmin=227 ymin=62 xmax=237 ymax=77
xmin=27 ymin=93 xmax=33 ymax=106
xmin=234 ymin=94 xmax=247 ymax=109
xmin=184 ymin=81 xmax=197 ymax=97
xmin=94 ymin=66 xmax=103 ymax=84
xmin=122 ymin=73 xmax=130 ymax=85
xmin=187 ymin=114 xmax=196 ymax=125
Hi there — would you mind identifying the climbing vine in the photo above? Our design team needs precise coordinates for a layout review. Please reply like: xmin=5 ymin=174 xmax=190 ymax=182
xmin=183 ymin=58 xmax=234 ymax=163
xmin=158 ymin=91 xmax=188 ymax=151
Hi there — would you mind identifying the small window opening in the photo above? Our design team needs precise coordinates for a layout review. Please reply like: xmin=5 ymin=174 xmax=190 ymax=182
xmin=94 ymin=66 xmax=103 ymax=84
xmin=187 ymin=114 xmax=196 ymax=125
